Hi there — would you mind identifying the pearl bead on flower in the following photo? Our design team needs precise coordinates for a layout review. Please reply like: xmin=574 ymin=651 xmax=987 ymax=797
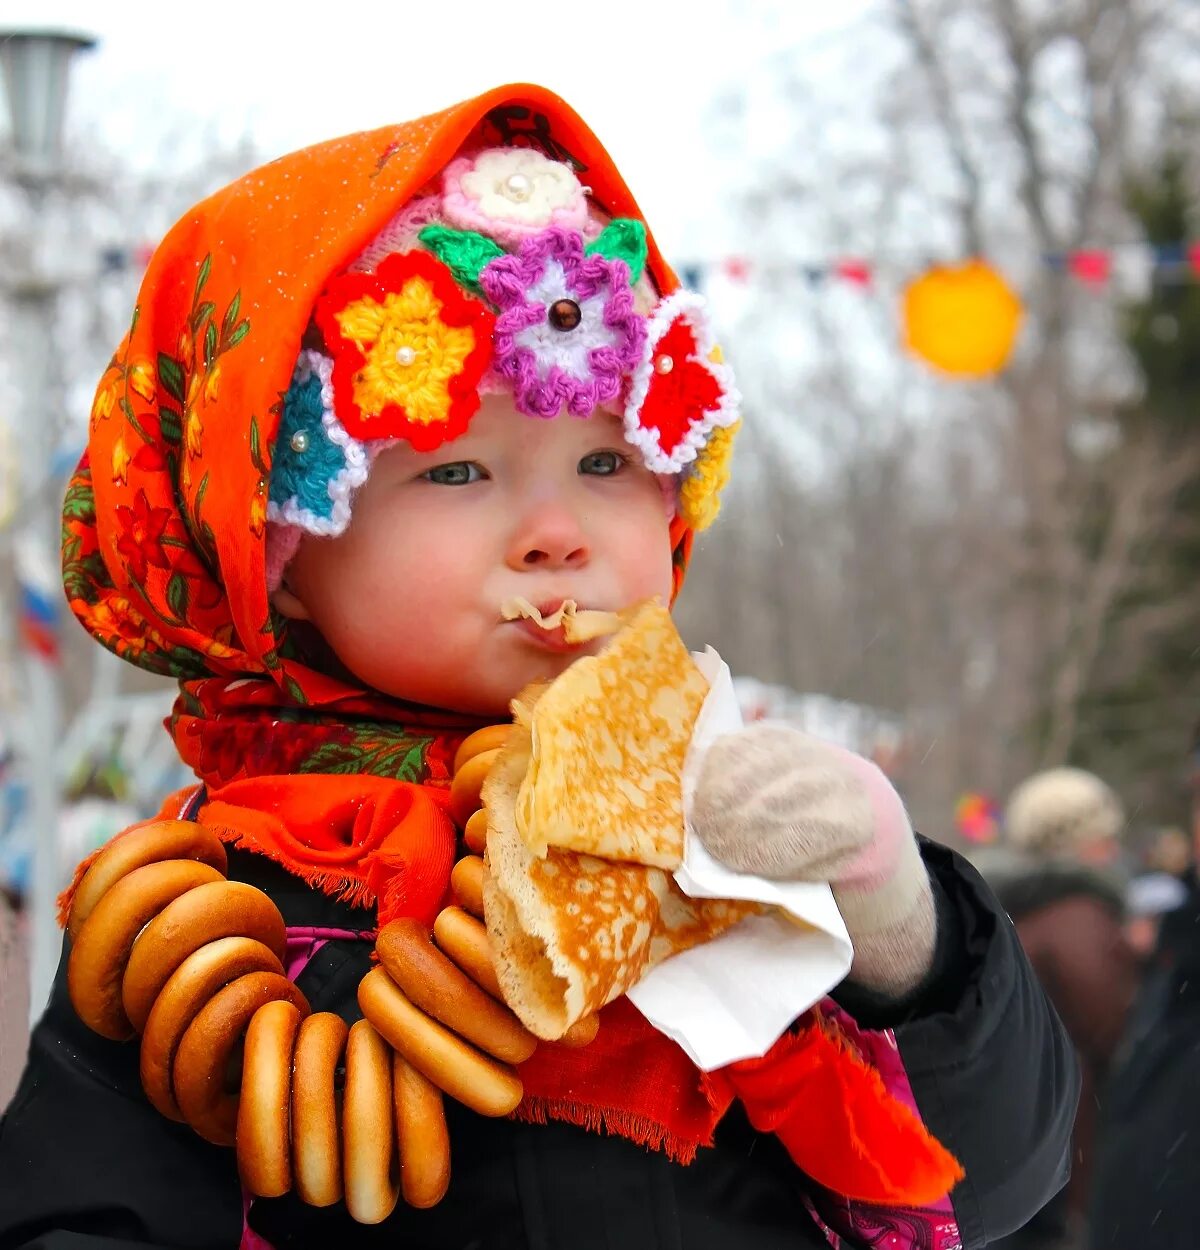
xmin=655 ymin=354 xmax=675 ymax=375
xmin=503 ymin=172 xmax=532 ymax=202
xmin=395 ymin=346 xmax=417 ymax=366
xmin=289 ymin=431 xmax=309 ymax=453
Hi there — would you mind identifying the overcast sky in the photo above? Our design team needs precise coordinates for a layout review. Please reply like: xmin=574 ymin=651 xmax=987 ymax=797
xmin=2 ymin=0 xmax=870 ymax=257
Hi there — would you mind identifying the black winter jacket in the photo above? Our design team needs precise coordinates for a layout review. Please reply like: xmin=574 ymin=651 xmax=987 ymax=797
xmin=1089 ymin=871 xmax=1200 ymax=1250
xmin=0 ymin=840 xmax=1077 ymax=1250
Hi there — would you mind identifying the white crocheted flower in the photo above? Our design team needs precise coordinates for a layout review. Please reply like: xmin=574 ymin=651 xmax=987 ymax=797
xmin=442 ymin=148 xmax=588 ymax=246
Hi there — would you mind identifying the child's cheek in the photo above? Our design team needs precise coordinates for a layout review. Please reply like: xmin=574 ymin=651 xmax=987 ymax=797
xmin=409 ymin=511 xmax=490 ymax=595
xmin=616 ymin=516 xmax=675 ymax=602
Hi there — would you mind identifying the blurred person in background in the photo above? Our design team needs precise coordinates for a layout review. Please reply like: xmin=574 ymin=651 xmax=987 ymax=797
xmin=981 ymin=768 xmax=1139 ymax=1250
xmin=1121 ymin=825 xmax=1191 ymax=961
xmin=1143 ymin=823 xmax=1192 ymax=879
xmin=1123 ymin=867 xmax=1187 ymax=962
xmin=1088 ymin=729 xmax=1200 ymax=1250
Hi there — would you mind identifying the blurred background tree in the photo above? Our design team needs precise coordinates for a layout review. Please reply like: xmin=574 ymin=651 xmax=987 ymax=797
xmin=1073 ymin=145 xmax=1200 ymax=825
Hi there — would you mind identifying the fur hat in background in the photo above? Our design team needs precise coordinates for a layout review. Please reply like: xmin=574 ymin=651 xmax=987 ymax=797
xmin=1004 ymin=767 xmax=1125 ymax=857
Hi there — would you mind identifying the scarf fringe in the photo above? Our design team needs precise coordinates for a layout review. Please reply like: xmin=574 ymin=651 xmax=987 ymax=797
xmin=56 ymin=846 xmax=104 ymax=928
xmin=207 ymin=820 xmax=381 ymax=914
xmin=513 ymin=1096 xmax=704 ymax=1165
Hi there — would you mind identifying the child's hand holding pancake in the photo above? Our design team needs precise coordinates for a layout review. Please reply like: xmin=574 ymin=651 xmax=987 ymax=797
xmin=691 ymin=723 xmax=936 ymax=999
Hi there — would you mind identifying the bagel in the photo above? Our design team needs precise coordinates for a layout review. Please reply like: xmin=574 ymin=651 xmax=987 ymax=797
xmin=432 ymin=906 xmax=502 ymax=1001
xmin=393 ymin=1053 xmax=451 ymax=1209
xmin=430 ymin=907 xmax=595 ymax=1048
xmin=67 ymin=820 xmax=226 ymax=941
xmin=68 ymin=859 xmax=226 ymax=1040
xmin=449 ymin=750 xmax=501 ymax=829
xmin=122 ymin=879 xmax=287 ymax=1033
xmin=449 ymin=856 xmax=485 ymax=920
xmin=376 ymin=919 xmax=536 ymax=1065
xmin=237 ymin=998 xmax=304 ymax=1197
xmin=173 ymin=971 xmax=308 ymax=1146
xmin=358 ymin=967 xmax=523 ymax=1117
xmin=291 ymin=1012 xmax=349 ymax=1208
xmin=452 ymin=725 xmax=511 ymax=775
xmin=343 ymin=1019 xmax=399 ymax=1225
xmin=141 ymin=937 xmax=283 ymax=1122
xmin=463 ymin=808 xmax=489 ymax=856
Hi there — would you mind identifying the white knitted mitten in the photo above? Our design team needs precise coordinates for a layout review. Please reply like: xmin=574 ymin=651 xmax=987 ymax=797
xmin=691 ymin=722 xmax=936 ymax=998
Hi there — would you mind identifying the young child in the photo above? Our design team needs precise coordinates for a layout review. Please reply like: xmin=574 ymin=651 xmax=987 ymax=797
xmin=0 ymin=85 xmax=1076 ymax=1250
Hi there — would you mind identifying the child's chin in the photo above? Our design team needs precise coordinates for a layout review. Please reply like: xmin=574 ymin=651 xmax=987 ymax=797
xmin=490 ymin=649 xmax=588 ymax=702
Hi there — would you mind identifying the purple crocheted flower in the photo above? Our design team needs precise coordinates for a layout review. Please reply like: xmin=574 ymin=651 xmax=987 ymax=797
xmin=479 ymin=228 xmax=645 ymax=418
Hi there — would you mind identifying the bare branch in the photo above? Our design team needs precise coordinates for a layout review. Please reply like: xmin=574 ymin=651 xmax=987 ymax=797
xmin=893 ymin=0 xmax=988 ymax=252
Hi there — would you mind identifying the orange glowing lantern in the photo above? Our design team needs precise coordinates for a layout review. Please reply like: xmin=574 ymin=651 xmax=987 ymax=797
xmin=902 ymin=259 xmax=1022 ymax=378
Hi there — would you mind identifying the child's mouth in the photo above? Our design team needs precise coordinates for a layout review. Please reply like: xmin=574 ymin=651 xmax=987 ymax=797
xmin=500 ymin=597 xmax=623 ymax=651
xmin=511 ymin=617 xmax=583 ymax=652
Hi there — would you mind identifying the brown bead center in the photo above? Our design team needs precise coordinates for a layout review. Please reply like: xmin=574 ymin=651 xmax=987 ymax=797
xmin=548 ymin=298 xmax=583 ymax=331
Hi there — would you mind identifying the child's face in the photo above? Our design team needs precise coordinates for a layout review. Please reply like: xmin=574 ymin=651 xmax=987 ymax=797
xmin=275 ymin=395 xmax=675 ymax=716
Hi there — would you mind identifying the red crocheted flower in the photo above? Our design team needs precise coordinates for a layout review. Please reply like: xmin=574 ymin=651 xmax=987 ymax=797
xmin=623 ymin=290 xmax=739 ymax=474
xmin=313 ymin=251 xmax=495 ymax=451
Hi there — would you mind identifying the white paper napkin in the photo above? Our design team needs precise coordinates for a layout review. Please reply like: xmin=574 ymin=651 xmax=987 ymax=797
xmin=626 ymin=647 xmax=853 ymax=1071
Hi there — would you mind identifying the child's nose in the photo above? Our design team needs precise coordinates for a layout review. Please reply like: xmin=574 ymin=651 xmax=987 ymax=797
xmin=505 ymin=504 xmax=591 ymax=571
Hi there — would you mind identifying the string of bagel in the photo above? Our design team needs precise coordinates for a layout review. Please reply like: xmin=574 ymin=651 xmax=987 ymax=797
xmin=62 ymin=725 xmax=598 ymax=1225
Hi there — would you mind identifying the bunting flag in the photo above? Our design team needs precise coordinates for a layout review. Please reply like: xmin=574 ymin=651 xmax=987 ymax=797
xmin=954 ymin=792 xmax=1001 ymax=845
xmin=1065 ymin=250 xmax=1112 ymax=287
xmin=99 ymin=242 xmax=157 ymax=273
xmin=15 ymin=535 xmax=61 ymax=663
xmin=833 ymin=258 xmax=873 ymax=287
xmin=676 ymin=241 xmax=1200 ymax=293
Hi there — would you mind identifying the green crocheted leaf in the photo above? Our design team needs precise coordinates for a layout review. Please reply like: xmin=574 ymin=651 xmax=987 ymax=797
xmin=586 ymin=219 xmax=647 ymax=284
xmin=418 ymin=225 xmax=505 ymax=292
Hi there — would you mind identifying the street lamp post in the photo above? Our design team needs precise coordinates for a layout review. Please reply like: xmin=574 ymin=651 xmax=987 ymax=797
xmin=0 ymin=27 xmax=96 ymax=1022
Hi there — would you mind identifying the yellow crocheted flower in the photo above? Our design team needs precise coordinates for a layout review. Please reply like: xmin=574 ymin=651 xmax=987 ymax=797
xmin=337 ymin=277 xmax=477 ymax=432
xmin=315 ymin=251 xmax=495 ymax=451
xmin=679 ymin=419 xmax=741 ymax=531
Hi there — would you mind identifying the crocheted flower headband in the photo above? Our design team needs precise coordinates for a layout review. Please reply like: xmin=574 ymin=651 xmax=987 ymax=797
xmin=266 ymin=146 xmax=740 ymax=579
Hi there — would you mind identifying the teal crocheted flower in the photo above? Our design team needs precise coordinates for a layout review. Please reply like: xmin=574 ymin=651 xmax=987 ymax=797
xmin=268 ymin=351 xmax=368 ymax=536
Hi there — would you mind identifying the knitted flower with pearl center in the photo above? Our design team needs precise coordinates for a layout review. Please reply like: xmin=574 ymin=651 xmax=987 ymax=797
xmin=479 ymin=227 xmax=646 ymax=419
xmin=441 ymin=149 xmax=589 ymax=247
xmin=267 ymin=350 xmax=368 ymax=536
xmin=623 ymin=290 xmax=740 ymax=474
xmin=313 ymin=250 xmax=495 ymax=451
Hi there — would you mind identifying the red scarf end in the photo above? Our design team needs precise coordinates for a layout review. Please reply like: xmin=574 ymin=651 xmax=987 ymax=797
xmin=722 ymin=1019 xmax=964 ymax=1207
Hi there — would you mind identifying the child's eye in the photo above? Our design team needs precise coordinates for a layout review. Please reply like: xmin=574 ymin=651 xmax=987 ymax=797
xmin=578 ymin=450 xmax=628 ymax=477
xmin=422 ymin=461 xmax=486 ymax=486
